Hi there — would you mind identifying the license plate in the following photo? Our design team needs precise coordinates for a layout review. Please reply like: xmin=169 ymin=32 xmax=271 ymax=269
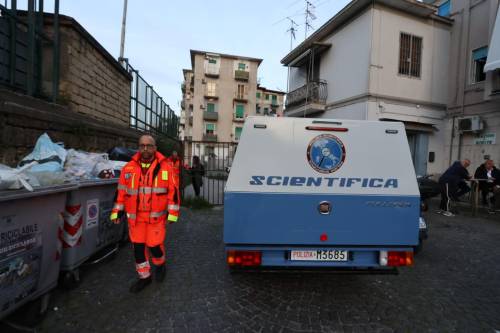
xmin=290 ymin=250 xmax=349 ymax=262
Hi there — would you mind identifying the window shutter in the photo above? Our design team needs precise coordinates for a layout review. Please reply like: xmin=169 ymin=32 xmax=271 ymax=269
xmin=207 ymin=103 xmax=215 ymax=113
xmin=235 ymin=105 xmax=244 ymax=118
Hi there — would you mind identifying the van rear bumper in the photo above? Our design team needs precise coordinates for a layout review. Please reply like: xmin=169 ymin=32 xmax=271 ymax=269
xmin=225 ymin=245 xmax=414 ymax=269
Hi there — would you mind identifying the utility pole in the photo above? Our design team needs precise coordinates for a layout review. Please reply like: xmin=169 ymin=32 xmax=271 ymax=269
xmin=119 ymin=0 xmax=128 ymax=61
xmin=304 ymin=0 xmax=316 ymax=39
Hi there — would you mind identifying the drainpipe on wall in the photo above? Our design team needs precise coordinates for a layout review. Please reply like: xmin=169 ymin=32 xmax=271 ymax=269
xmin=458 ymin=1 xmax=472 ymax=161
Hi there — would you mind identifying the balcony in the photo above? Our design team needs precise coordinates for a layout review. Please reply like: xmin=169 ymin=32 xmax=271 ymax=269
xmin=233 ymin=114 xmax=245 ymax=122
xmin=234 ymin=92 xmax=248 ymax=102
xmin=204 ymin=90 xmax=218 ymax=99
xmin=203 ymin=133 xmax=218 ymax=142
xmin=285 ymin=80 xmax=327 ymax=116
xmin=234 ymin=70 xmax=249 ymax=81
xmin=205 ymin=69 xmax=219 ymax=78
xmin=181 ymin=83 xmax=186 ymax=93
xmin=203 ymin=111 xmax=219 ymax=121
xmin=181 ymin=100 xmax=185 ymax=109
xmin=189 ymin=116 xmax=193 ymax=125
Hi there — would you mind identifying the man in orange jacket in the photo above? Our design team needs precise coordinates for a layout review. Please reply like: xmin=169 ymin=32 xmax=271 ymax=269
xmin=166 ymin=150 xmax=182 ymax=206
xmin=110 ymin=135 xmax=180 ymax=293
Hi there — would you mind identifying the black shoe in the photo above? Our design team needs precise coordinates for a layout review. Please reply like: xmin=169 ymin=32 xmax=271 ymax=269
xmin=155 ymin=264 xmax=166 ymax=282
xmin=129 ymin=276 xmax=152 ymax=293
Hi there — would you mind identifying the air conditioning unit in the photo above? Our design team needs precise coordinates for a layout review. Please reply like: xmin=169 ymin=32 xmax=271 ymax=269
xmin=458 ymin=116 xmax=483 ymax=132
xmin=201 ymin=78 xmax=206 ymax=84
xmin=200 ymin=104 xmax=205 ymax=109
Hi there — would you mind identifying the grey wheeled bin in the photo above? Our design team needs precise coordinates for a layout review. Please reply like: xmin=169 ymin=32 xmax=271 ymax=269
xmin=0 ymin=183 xmax=77 ymax=320
xmin=59 ymin=179 xmax=126 ymax=287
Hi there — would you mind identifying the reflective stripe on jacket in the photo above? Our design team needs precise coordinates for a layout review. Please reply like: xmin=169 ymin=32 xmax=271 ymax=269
xmin=110 ymin=151 xmax=180 ymax=224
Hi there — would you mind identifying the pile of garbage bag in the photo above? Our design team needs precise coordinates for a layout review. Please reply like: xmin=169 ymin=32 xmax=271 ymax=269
xmin=0 ymin=133 xmax=135 ymax=191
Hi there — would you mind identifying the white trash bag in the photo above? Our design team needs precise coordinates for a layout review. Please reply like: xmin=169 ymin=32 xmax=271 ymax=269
xmin=0 ymin=162 xmax=38 ymax=191
xmin=19 ymin=133 xmax=67 ymax=173
xmin=64 ymin=149 xmax=114 ymax=179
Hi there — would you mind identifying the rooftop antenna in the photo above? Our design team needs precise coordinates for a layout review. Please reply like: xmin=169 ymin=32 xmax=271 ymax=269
xmin=304 ymin=0 xmax=316 ymax=39
xmin=286 ymin=17 xmax=299 ymax=108
xmin=286 ymin=17 xmax=298 ymax=51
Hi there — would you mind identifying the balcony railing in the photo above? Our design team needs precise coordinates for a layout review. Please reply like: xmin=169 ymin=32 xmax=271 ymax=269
xmin=203 ymin=133 xmax=218 ymax=142
xmin=203 ymin=111 xmax=218 ymax=121
xmin=233 ymin=114 xmax=245 ymax=122
xmin=234 ymin=92 xmax=248 ymax=102
xmin=285 ymin=80 xmax=327 ymax=108
xmin=205 ymin=65 xmax=219 ymax=78
xmin=234 ymin=70 xmax=249 ymax=81
xmin=205 ymin=90 xmax=218 ymax=99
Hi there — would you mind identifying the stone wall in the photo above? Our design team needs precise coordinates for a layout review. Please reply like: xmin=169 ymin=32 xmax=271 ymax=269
xmin=0 ymin=89 xmax=138 ymax=166
xmin=42 ymin=15 xmax=132 ymax=127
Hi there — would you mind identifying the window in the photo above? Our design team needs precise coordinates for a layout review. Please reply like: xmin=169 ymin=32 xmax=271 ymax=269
xmin=399 ymin=33 xmax=423 ymax=78
xmin=235 ymin=127 xmax=243 ymax=140
xmin=206 ymin=103 xmax=216 ymax=113
xmin=271 ymin=95 xmax=277 ymax=104
xmin=492 ymin=70 xmax=500 ymax=93
xmin=238 ymin=63 xmax=246 ymax=71
xmin=265 ymin=94 xmax=270 ymax=100
xmin=263 ymin=107 xmax=269 ymax=115
xmin=208 ymin=58 xmax=217 ymax=64
xmin=205 ymin=123 xmax=215 ymax=134
xmin=256 ymin=92 xmax=261 ymax=98
xmin=206 ymin=82 xmax=217 ymax=96
xmin=237 ymin=84 xmax=246 ymax=98
xmin=438 ymin=0 xmax=450 ymax=17
xmin=256 ymin=105 xmax=261 ymax=114
xmin=472 ymin=46 xmax=488 ymax=84
xmin=235 ymin=104 xmax=244 ymax=118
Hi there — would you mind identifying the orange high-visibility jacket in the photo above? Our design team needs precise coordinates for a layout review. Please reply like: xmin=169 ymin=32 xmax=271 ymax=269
xmin=110 ymin=151 xmax=180 ymax=224
xmin=166 ymin=157 xmax=181 ymax=203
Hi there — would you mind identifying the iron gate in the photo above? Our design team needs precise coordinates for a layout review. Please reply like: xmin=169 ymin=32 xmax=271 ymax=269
xmin=182 ymin=141 xmax=238 ymax=205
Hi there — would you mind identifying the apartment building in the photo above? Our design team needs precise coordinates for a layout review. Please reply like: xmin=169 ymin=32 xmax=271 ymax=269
xmin=180 ymin=50 xmax=262 ymax=146
xmin=282 ymin=0 xmax=452 ymax=176
xmin=256 ymin=85 xmax=285 ymax=117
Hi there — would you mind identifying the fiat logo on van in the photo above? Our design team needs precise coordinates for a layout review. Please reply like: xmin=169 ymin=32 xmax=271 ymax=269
xmin=307 ymin=134 xmax=346 ymax=174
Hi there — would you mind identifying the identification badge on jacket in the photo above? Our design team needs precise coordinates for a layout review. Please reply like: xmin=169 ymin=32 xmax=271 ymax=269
xmin=162 ymin=171 xmax=168 ymax=180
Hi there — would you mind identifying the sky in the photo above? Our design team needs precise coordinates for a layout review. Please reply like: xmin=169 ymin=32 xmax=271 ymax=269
xmin=20 ymin=0 xmax=352 ymax=115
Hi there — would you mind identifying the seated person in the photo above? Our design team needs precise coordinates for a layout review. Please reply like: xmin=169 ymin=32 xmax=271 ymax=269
xmin=474 ymin=159 xmax=500 ymax=207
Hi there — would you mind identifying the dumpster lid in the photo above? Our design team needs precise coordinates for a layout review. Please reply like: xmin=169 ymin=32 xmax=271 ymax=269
xmin=78 ymin=178 xmax=119 ymax=188
xmin=0 ymin=183 xmax=78 ymax=202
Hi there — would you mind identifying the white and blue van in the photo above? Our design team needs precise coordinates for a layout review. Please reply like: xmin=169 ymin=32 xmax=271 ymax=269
xmin=224 ymin=117 xmax=420 ymax=271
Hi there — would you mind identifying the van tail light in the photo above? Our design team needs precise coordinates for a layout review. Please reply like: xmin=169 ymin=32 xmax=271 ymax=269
xmin=306 ymin=126 xmax=348 ymax=132
xmin=379 ymin=251 xmax=413 ymax=267
xmin=227 ymin=250 xmax=262 ymax=267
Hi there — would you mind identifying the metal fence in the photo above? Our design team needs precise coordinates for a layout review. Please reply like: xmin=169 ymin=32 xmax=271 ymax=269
xmin=182 ymin=140 xmax=238 ymax=205
xmin=121 ymin=59 xmax=179 ymax=138
xmin=0 ymin=0 xmax=60 ymax=101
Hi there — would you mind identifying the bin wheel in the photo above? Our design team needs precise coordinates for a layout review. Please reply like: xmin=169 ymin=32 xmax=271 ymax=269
xmin=7 ymin=292 xmax=51 ymax=327
xmin=61 ymin=269 xmax=81 ymax=289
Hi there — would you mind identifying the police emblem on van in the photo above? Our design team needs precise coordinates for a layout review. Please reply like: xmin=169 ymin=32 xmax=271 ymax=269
xmin=307 ymin=134 xmax=346 ymax=174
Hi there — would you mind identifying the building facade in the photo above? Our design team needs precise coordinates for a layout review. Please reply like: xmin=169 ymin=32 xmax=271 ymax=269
xmin=256 ymin=85 xmax=285 ymax=117
xmin=441 ymin=0 xmax=500 ymax=169
xmin=282 ymin=0 xmax=453 ymax=176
